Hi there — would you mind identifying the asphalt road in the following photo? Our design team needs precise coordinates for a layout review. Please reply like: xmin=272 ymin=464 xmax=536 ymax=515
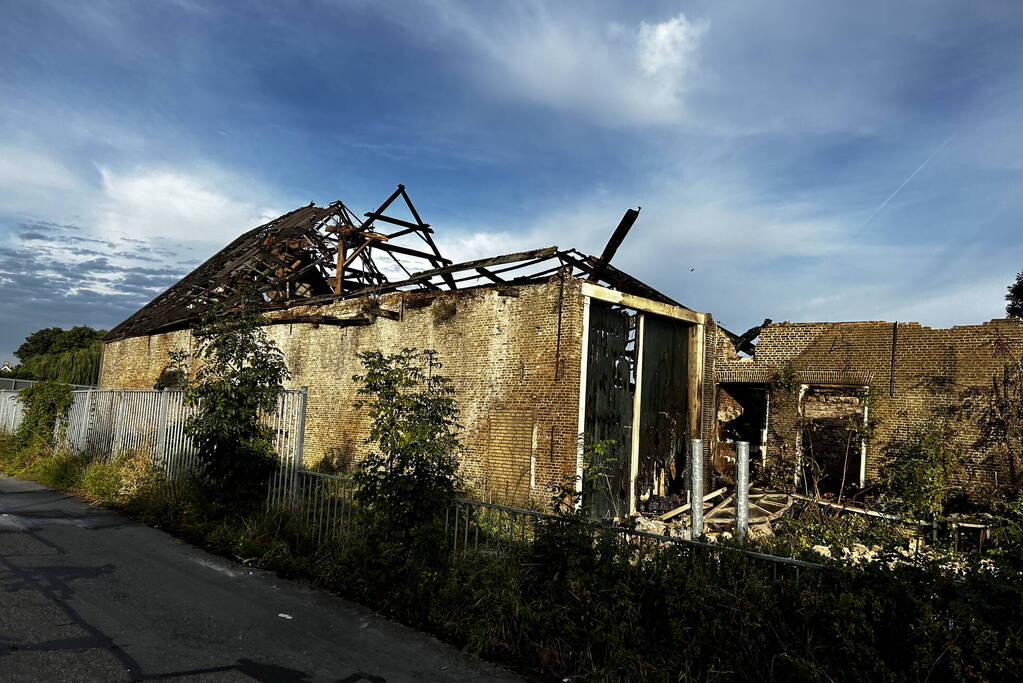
xmin=0 ymin=475 xmax=522 ymax=682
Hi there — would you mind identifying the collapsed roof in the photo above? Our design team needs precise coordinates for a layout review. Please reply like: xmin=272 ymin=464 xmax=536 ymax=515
xmin=105 ymin=185 xmax=699 ymax=342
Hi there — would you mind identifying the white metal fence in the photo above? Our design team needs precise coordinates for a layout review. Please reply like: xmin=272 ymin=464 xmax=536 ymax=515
xmin=0 ymin=387 xmax=308 ymax=477
xmin=0 ymin=390 xmax=23 ymax=433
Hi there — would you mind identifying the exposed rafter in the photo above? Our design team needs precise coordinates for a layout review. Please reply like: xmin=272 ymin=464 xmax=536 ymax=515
xmin=105 ymin=185 xmax=693 ymax=342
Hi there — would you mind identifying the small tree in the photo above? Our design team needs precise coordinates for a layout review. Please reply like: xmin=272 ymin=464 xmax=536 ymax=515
xmin=351 ymin=349 xmax=461 ymax=563
xmin=1007 ymin=271 xmax=1023 ymax=319
xmin=154 ymin=349 xmax=189 ymax=390
xmin=881 ymin=422 xmax=963 ymax=519
xmin=185 ymin=296 xmax=289 ymax=507
xmin=962 ymin=334 xmax=1023 ymax=490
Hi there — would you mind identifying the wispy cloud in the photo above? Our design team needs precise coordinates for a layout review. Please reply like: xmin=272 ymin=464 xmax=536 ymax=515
xmin=416 ymin=3 xmax=707 ymax=126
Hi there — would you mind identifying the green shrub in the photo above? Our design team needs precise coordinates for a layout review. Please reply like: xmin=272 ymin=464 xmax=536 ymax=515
xmin=15 ymin=380 xmax=72 ymax=447
xmin=20 ymin=450 xmax=88 ymax=490
xmin=881 ymin=422 xmax=964 ymax=519
xmin=81 ymin=458 xmax=124 ymax=504
xmin=765 ymin=502 xmax=904 ymax=558
xmin=185 ymin=295 xmax=290 ymax=510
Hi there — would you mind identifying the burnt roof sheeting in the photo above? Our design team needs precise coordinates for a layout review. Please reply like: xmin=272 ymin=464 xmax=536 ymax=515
xmin=105 ymin=186 xmax=694 ymax=342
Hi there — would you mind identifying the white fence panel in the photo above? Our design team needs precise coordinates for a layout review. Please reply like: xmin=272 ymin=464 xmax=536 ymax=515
xmin=0 ymin=386 xmax=307 ymax=479
xmin=0 ymin=390 xmax=23 ymax=433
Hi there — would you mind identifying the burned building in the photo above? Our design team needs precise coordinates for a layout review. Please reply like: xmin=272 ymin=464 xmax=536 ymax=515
xmin=711 ymin=318 xmax=1023 ymax=501
xmin=100 ymin=186 xmax=722 ymax=511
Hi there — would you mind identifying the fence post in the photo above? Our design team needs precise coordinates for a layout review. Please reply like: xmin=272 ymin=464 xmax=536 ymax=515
xmin=291 ymin=386 xmax=309 ymax=505
xmin=80 ymin=389 xmax=94 ymax=452
xmin=736 ymin=441 xmax=750 ymax=542
xmin=155 ymin=389 xmax=170 ymax=466
xmin=111 ymin=391 xmax=126 ymax=457
xmin=690 ymin=438 xmax=704 ymax=539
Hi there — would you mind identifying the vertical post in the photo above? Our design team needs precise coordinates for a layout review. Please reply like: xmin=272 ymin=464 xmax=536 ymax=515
xmin=628 ymin=314 xmax=645 ymax=515
xmin=690 ymin=438 xmax=704 ymax=539
xmin=111 ymin=391 xmax=126 ymax=457
xmin=291 ymin=387 xmax=309 ymax=505
xmin=576 ymin=297 xmax=591 ymax=501
xmin=736 ymin=440 xmax=750 ymax=542
xmin=155 ymin=390 xmax=170 ymax=466
xmin=80 ymin=389 xmax=94 ymax=452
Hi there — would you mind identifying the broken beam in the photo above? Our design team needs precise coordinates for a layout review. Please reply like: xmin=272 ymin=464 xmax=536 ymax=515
xmin=581 ymin=282 xmax=706 ymax=325
xmin=364 ymin=213 xmax=433 ymax=233
xmin=589 ymin=207 xmax=640 ymax=281
xmin=266 ymin=314 xmax=372 ymax=327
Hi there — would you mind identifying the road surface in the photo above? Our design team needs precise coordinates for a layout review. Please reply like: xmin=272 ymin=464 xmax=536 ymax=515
xmin=0 ymin=475 xmax=521 ymax=682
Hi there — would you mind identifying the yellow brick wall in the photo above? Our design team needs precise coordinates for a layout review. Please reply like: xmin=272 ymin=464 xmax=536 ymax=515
xmin=99 ymin=278 xmax=585 ymax=504
xmin=713 ymin=319 xmax=1023 ymax=496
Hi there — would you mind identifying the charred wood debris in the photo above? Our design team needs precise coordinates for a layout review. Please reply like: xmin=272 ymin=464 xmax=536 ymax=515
xmin=105 ymin=185 xmax=715 ymax=343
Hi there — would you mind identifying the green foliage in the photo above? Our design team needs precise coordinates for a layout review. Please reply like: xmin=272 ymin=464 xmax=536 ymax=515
xmin=350 ymin=348 xmax=461 ymax=571
xmin=545 ymin=437 xmax=618 ymax=518
xmin=20 ymin=450 xmax=88 ymax=489
xmin=81 ymin=458 xmax=124 ymax=504
xmin=765 ymin=502 xmax=903 ymax=558
xmin=881 ymin=422 xmax=964 ymax=519
xmin=14 ymin=346 xmax=103 ymax=385
xmin=15 ymin=380 xmax=72 ymax=447
xmin=1008 ymin=270 xmax=1023 ymax=318
xmin=154 ymin=349 xmax=189 ymax=390
xmin=185 ymin=296 xmax=290 ymax=508
xmin=772 ymin=360 xmax=800 ymax=394
xmin=14 ymin=327 xmax=64 ymax=360
xmin=12 ymin=325 xmax=104 ymax=384
xmin=963 ymin=348 xmax=1023 ymax=489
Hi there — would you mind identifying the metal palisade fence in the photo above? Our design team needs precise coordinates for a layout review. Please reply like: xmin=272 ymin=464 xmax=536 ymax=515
xmin=0 ymin=391 xmax=23 ymax=433
xmin=0 ymin=387 xmax=308 ymax=479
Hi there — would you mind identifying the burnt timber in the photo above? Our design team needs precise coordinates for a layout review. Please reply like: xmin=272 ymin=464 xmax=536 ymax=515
xmin=105 ymin=186 xmax=695 ymax=342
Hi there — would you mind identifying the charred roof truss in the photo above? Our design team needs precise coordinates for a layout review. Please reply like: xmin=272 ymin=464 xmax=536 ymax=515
xmin=106 ymin=186 xmax=686 ymax=341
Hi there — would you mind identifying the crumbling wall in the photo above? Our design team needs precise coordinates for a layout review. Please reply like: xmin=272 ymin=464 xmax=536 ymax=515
xmin=714 ymin=319 xmax=1023 ymax=497
xmin=99 ymin=277 xmax=585 ymax=504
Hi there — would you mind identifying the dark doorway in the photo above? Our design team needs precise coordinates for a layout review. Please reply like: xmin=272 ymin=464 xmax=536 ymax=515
xmin=636 ymin=314 xmax=689 ymax=511
xmin=799 ymin=386 xmax=865 ymax=497
xmin=717 ymin=383 xmax=769 ymax=475
xmin=583 ymin=302 xmax=633 ymax=519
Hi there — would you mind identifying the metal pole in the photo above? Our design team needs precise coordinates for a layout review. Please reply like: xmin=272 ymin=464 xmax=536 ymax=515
xmin=690 ymin=439 xmax=704 ymax=539
xmin=111 ymin=391 xmax=126 ymax=457
xmin=81 ymin=389 xmax=94 ymax=452
xmin=736 ymin=441 xmax=750 ymax=542
xmin=291 ymin=387 xmax=309 ymax=505
xmin=155 ymin=390 xmax=170 ymax=466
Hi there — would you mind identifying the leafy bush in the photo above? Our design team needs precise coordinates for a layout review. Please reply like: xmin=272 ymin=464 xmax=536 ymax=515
xmin=336 ymin=349 xmax=463 ymax=621
xmin=15 ymin=380 xmax=73 ymax=446
xmin=881 ymin=422 xmax=964 ymax=519
xmin=351 ymin=349 xmax=461 ymax=552
xmin=20 ymin=450 xmax=88 ymax=490
xmin=185 ymin=295 xmax=290 ymax=509
xmin=765 ymin=502 xmax=903 ymax=558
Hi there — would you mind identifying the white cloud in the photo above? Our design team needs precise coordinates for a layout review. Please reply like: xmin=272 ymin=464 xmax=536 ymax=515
xmin=637 ymin=14 xmax=705 ymax=104
xmin=95 ymin=166 xmax=282 ymax=245
xmin=0 ymin=147 xmax=84 ymax=215
xmin=420 ymin=3 xmax=707 ymax=126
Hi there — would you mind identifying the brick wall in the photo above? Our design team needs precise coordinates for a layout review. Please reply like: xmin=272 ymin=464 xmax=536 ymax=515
xmin=100 ymin=277 xmax=586 ymax=504
xmin=713 ymin=319 xmax=1023 ymax=495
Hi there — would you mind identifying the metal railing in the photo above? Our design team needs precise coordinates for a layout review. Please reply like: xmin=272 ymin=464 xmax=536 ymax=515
xmin=264 ymin=473 xmax=820 ymax=582
xmin=267 ymin=468 xmax=359 ymax=544
xmin=448 ymin=498 xmax=820 ymax=582
xmin=0 ymin=377 xmax=95 ymax=391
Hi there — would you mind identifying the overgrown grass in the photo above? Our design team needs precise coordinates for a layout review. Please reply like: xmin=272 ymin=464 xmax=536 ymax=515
xmin=3 ymin=432 xmax=1022 ymax=681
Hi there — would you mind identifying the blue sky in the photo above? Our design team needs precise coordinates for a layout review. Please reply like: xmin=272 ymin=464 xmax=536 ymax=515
xmin=2 ymin=1 xmax=1022 ymax=359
